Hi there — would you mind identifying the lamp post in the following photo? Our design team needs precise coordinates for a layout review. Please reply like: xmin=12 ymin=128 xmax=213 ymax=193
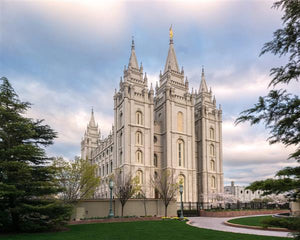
xmin=108 ymin=179 xmax=114 ymax=218
xmin=179 ymin=184 xmax=184 ymax=220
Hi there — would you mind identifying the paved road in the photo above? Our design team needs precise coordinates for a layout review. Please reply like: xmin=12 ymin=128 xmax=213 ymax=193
xmin=189 ymin=215 xmax=292 ymax=238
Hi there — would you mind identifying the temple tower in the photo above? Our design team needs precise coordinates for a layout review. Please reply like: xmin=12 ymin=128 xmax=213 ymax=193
xmin=153 ymin=29 xmax=197 ymax=202
xmin=194 ymin=68 xmax=224 ymax=208
xmin=113 ymin=39 xmax=155 ymax=196
xmin=81 ymin=109 xmax=100 ymax=160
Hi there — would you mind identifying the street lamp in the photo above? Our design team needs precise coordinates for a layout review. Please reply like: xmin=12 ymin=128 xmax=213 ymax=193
xmin=108 ymin=179 xmax=114 ymax=218
xmin=179 ymin=184 xmax=184 ymax=220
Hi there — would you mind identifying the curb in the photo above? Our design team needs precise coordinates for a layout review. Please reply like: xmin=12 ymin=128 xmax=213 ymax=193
xmin=69 ymin=217 xmax=161 ymax=225
xmin=223 ymin=220 xmax=292 ymax=232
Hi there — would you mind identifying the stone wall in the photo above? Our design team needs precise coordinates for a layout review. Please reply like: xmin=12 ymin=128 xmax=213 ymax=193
xmin=199 ymin=209 xmax=289 ymax=218
xmin=71 ymin=199 xmax=177 ymax=220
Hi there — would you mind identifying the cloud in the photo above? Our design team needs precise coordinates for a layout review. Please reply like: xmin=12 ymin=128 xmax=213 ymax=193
xmin=1 ymin=0 xmax=296 ymax=186
xmin=11 ymin=75 xmax=114 ymax=159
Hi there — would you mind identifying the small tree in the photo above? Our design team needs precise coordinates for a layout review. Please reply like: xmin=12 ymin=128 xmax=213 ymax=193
xmin=113 ymin=171 xmax=139 ymax=217
xmin=53 ymin=157 xmax=101 ymax=202
xmin=151 ymin=169 xmax=179 ymax=217
xmin=135 ymin=186 xmax=148 ymax=216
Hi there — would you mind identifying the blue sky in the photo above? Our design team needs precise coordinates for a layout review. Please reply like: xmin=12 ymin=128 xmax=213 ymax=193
xmin=1 ymin=0 xmax=298 ymax=186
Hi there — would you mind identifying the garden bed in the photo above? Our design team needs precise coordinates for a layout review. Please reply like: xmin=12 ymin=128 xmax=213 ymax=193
xmin=69 ymin=216 xmax=161 ymax=225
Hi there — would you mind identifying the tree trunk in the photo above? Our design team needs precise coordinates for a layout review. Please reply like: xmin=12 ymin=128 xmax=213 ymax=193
xmin=143 ymin=198 xmax=147 ymax=216
xmin=121 ymin=204 xmax=124 ymax=217
xmin=11 ymin=209 xmax=20 ymax=232
xmin=165 ymin=205 xmax=168 ymax=217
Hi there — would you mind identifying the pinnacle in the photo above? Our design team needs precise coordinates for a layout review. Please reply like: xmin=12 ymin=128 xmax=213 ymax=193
xmin=164 ymin=27 xmax=179 ymax=73
xmin=128 ymin=38 xmax=139 ymax=69
xmin=199 ymin=66 xmax=208 ymax=92
xmin=89 ymin=108 xmax=96 ymax=127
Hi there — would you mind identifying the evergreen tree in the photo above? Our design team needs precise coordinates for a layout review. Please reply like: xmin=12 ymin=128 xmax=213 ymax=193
xmin=0 ymin=77 xmax=72 ymax=232
xmin=236 ymin=0 xmax=299 ymax=202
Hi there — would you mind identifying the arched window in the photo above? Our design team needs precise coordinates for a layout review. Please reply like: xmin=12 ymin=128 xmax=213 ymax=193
xmin=177 ymin=139 xmax=184 ymax=167
xmin=136 ymin=170 xmax=143 ymax=184
xmin=119 ymin=132 xmax=123 ymax=147
xmin=135 ymin=131 xmax=143 ymax=145
xmin=154 ymin=154 xmax=158 ymax=167
xmin=211 ymin=176 xmax=216 ymax=188
xmin=136 ymin=150 xmax=143 ymax=163
xmin=210 ymin=144 xmax=215 ymax=156
xmin=209 ymin=127 xmax=215 ymax=139
xmin=177 ymin=112 xmax=183 ymax=132
xmin=136 ymin=111 xmax=143 ymax=125
xmin=154 ymin=171 xmax=159 ymax=199
xmin=119 ymin=151 xmax=122 ymax=164
xmin=210 ymin=159 xmax=215 ymax=171
xmin=119 ymin=112 xmax=123 ymax=128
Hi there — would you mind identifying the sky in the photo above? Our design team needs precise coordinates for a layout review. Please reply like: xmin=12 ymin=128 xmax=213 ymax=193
xmin=0 ymin=0 xmax=298 ymax=186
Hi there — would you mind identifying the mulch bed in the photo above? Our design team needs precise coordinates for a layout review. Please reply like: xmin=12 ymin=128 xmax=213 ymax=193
xmin=69 ymin=217 xmax=162 ymax=225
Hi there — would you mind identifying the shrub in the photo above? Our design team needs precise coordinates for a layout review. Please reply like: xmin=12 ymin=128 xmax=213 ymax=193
xmin=262 ymin=217 xmax=300 ymax=231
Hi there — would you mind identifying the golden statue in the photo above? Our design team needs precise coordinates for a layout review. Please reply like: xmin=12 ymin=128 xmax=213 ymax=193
xmin=169 ymin=25 xmax=173 ymax=40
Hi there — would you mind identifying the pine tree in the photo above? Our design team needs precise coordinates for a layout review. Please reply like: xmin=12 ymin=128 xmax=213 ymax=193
xmin=0 ymin=77 xmax=72 ymax=232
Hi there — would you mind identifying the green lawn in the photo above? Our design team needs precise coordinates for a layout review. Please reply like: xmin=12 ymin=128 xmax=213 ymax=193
xmin=0 ymin=220 xmax=289 ymax=240
xmin=228 ymin=215 xmax=274 ymax=227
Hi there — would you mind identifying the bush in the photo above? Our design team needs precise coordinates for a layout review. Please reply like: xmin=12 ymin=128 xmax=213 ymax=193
xmin=262 ymin=217 xmax=300 ymax=231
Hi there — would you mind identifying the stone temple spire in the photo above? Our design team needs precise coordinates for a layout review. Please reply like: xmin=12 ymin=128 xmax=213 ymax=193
xmin=164 ymin=26 xmax=180 ymax=73
xmin=199 ymin=66 xmax=208 ymax=92
xmin=89 ymin=108 xmax=96 ymax=127
xmin=128 ymin=37 xmax=139 ymax=69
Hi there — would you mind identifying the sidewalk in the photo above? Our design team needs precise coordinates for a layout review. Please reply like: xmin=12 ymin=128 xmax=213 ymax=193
xmin=188 ymin=215 xmax=292 ymax=238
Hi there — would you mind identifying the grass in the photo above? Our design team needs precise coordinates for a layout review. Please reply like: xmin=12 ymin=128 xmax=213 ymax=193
xmin=0 ymin=220 xmax=289 ymax=240
xmin=228 ymin=215 xmax=275 ymax=227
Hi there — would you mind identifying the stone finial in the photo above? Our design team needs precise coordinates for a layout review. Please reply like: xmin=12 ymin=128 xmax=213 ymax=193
xmin=140 ymin=62 xmax=143 ymax=72
xmin=144 ymin=72 xmax=148 ymax=84
xmin=131 ymin=36 xmax=135 ymax=50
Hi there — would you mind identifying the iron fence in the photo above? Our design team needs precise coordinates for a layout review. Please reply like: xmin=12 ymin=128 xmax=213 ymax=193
xmin=177 ymin=201 xmax=289 ymax=216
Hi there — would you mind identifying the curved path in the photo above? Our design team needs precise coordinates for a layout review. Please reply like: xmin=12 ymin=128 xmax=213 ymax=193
xmin=188 ymin=215 xmax=292 ymax=238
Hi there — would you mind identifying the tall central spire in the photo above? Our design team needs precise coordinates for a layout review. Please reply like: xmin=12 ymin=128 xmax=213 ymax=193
xmin=128 ymin=37 xmax=139 ymax=69
xmin=164 ymin=26 xmax=179 ymax=73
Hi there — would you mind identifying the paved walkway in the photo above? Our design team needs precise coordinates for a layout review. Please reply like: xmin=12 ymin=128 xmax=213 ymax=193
xmin=189 ymin=215 xmax=292 ymax=238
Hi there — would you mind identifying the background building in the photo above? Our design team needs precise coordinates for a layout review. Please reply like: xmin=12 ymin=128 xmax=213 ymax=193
xmin=81 ymin=32 xmax=224 ymax=207
xmin=224 ymin=181 xmax=263 ymax=202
